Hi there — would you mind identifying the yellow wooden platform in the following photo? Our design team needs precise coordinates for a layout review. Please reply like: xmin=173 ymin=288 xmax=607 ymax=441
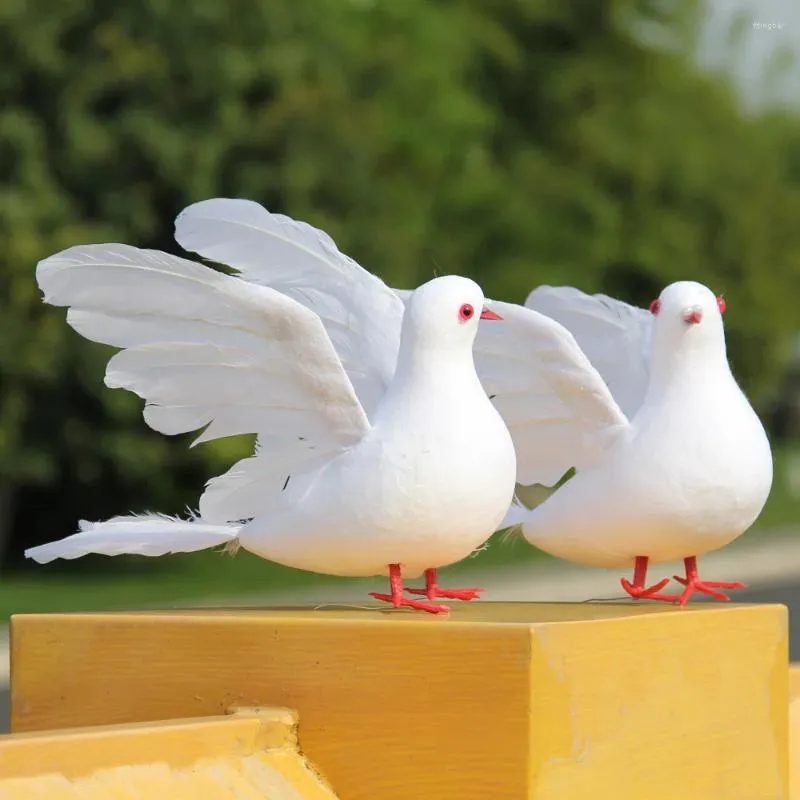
xmin=790 ymin=665 xmax=800 ymax=798
xmin=0 ymin=706 xmax=338 ymax=799
xmin=9 ymin=601 xmax=789 ymax=800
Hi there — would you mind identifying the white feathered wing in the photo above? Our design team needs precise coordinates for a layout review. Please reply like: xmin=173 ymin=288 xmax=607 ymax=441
xmin=174 ymin=197 xmax=406 ymax=418
xmin=25 ymin=243 xmax=371 ymax=563
xmin=524 ymin=286 xmax=653 ymax=420
xmin=485 ymin=287 xmax=654 ymax=529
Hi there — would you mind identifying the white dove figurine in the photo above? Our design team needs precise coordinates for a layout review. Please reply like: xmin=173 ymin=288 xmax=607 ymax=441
xmin=493 ymin=281 xmax=773 ymax=606
xmin=170 ymin=198 xmax=773 ymax=606
xmin=25 ymin=237 xmax=516 ymax=614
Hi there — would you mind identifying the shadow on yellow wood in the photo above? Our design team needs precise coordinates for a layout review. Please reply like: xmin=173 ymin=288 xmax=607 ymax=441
xmin=0 ymin=706 xmax=339 ymax=798
xmin=9 ymin=601 xmax=789 ymax=800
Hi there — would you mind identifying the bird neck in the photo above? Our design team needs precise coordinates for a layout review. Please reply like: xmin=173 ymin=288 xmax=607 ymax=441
xmin=386 ymin=335 xmax=483 ymax=407
xmin=397 ymin=344 xmax=478 ymax=385
xmin=645 ymin=333 xmax=733 ymax=402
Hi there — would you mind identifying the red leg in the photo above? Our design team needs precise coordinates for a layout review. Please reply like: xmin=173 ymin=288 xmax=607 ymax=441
xmin=406 ymin=568 xmax=484 ymax=601
xmin=668 ymin=556 xmax=746 ymax=607
xmin=369 ymin=564 xmax=450 ymax=614
xmin=620 ymin=555 xmax=673 ymax=601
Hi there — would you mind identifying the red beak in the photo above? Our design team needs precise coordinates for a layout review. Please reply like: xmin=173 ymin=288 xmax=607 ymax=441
xmin=683 ymin=308 xmax=703 ymax=325
xmin=480 ymin=306 xmax=503 ymax=321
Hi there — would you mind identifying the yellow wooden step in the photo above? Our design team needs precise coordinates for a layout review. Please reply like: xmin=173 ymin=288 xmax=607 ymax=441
xmin=9 ymin=601 xmax=788 ymax=800
xmin=0 ymin=705 xmax=338 ymax=799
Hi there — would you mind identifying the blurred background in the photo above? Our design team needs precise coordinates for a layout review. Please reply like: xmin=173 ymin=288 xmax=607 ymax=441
xmin=0 ymin=0 xmax=799 ymax=701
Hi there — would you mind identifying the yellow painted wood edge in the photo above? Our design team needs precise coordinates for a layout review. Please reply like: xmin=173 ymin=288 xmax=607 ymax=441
xmin=790 ymin=665 xmax=800 ymax=799
xmin=0 ymin=706 xmax=296 ymax=780
xmin=790 ymin=664 xmax=800 ymax=699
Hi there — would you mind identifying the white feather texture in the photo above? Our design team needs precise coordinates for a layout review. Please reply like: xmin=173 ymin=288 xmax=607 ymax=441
xmin=171 ymin=202 xmax=648 ymax=493
xmin=399 ymin=280 xmax=772 ymax=584
xmin=511 ymin=281 xmax=773 ymax=569
xmin=152 ymin=204 xmax=771 ymax=591
xmin=36 ymin=243 xmax=371 ymax=523
xmin=471 ymin=299 xmax=630 ymax=486
xmin=524 ymin=286 xmax=652 ymax=420
xmin=25 ymin=514 xmax=240 ymax=563
xmin=176 ymin=203 xmax=630 ymax=489
xmin=29 ymin=231 xmax=517 ymax=589
xmin=175 ymin=198 xmax=405 ymax=418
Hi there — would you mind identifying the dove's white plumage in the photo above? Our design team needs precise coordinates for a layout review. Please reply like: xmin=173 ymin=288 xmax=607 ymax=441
xmin=31 ymin=514 xmax=241 ymax=561
xmin=26 ymin=229 xmax=516 ymax=605
xmin=32 ymin=196 xmax=770 ymax=609
xmin=174 ymin=198 xmax=404 ymax=418
xmin=32 ymin=242 xmax=373 ymax=527
xmin=523 ymin=286 xmax=652 ymax=420
xmin=174 ymin=199 xmax=629 ymax=488
xmin=236 ymin=280 xmax=516 ymax=577
xmin=505 ymin=281 xmax=773 ymax=570
xmin=167 ymin=199 xmax=773 ymax=599
xmin=181 ymin=202 xmax=766 ymax=568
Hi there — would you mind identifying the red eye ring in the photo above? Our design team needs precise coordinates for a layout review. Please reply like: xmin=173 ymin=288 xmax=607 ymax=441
xmin=458 ymin=303 xmax=474 ymax=322
xmin=717 ymin=295 xmax=726 ymax=314
xmin=649 ymin=299 xmax=661 ymax=316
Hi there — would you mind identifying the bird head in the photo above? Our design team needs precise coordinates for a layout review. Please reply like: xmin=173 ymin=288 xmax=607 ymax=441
xmin=402 ymin=275 xmax=503 ymax=351
xmin=648 ymin=281 xmax=727 ymax=345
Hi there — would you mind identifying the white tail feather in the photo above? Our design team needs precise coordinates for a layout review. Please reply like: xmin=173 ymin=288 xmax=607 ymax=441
xmin=24 ymin=513 xmax=241 ymax=564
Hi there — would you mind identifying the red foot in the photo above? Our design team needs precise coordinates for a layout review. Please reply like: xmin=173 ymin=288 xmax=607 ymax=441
xmin=369 ymin=564 xmax=450 ymax=614
xmin=369 ymin=592 xmax=449 ymax=614
xmin=405 ymin=569 xmax=483 ymax=602
xmin=666 ymin=556 xmax=746 ymax=607
xmin=407 ymin=587 xmax=482 ymax=601
xmin=626 ymin=556 xmax=746 ymax=607
xmin=620 ymin=555 xmax=674 ymax=602
xmin=620 ymin=576 xmax=672 ymax=600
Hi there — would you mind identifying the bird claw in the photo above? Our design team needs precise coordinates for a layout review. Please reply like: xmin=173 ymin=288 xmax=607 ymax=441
xmin=620 ymin=576 xmax=672 ymax=601
xmin=670 ymin=577 xmax=746 ymax=605
xmin=368 ymin=592 xmax=449 ymax=615
xmin=406 ymin=587 xmax=483 ymax=601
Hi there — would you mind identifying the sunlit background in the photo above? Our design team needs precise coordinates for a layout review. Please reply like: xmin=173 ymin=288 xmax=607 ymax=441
xmin=0 ymin=0 xmax=798 ymax=692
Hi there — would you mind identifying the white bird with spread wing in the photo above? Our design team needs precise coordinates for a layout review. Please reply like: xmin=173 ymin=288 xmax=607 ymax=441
xmin=168 ymin=199 xmax=773 ymax=606
xmin=25 ymin=222 xmax=516 ymax=614
xmin=496 ymin=281 xmax=773 ymax=605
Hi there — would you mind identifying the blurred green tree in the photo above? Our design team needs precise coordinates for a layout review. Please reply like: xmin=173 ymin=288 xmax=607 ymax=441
xmin=0 ymin=0 xmax=798 ymax=562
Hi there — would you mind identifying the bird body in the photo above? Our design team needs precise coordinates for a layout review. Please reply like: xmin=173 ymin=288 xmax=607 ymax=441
xmin=25 ymin=217 xmax=515 ymax=613
xmin=238 ymin=288 xmax=516 ymax=578
xmin=519 ymin=373 xmax=772 ymax=568
xmin=511 ymin=281 xmax=772 ymax=571
xmin=487 ymin=280 xmax=773 ymax=604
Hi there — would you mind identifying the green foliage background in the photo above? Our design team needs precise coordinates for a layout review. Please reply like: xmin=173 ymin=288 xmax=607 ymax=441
xmin=1 ymin=0 xmax=798 ymax=567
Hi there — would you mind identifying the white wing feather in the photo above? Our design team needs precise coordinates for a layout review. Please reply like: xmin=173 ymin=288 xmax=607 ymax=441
xmin=37 ymin=244 xmax=371 ymax=522
xmin=473 ymin=300 xmax=630 ymax=486
xmin=525 ymin=286 xmax=653 ymax=419
xmin=174 ymin=198 xmax=405 ymax=417
xmin=24 ymin=514 xmax=240 ymax=564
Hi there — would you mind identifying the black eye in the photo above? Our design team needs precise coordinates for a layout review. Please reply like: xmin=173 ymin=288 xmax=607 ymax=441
xmin=458 ymin=303 xmax=474 ymax=322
